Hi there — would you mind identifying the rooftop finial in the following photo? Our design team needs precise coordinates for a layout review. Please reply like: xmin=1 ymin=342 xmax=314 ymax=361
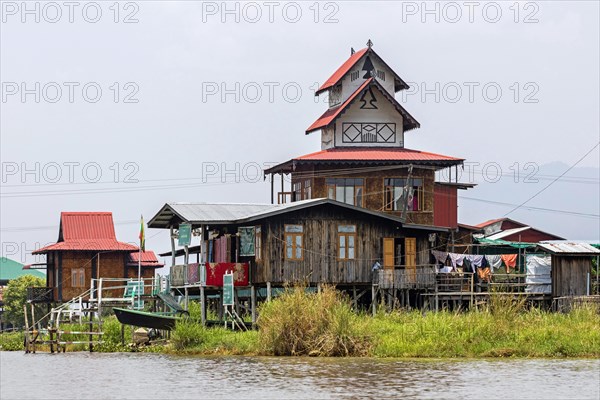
xmin=351 ymin=47 xmax=355 ymax=55
xmin=366 ymin=39 xmax=373 ymax=49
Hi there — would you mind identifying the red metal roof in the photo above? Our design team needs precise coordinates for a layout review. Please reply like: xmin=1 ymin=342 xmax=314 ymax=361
xmin=316 ymin=48 xmax=369 ymax=95
xmin=127 ymin=251 xmax=164 ymax=268
xmin=60 ymin=212 xmax=116 ymax=240
xmin=307 ymin=78 xmax=419 ymax=134
xmin=294 ymin=147 xmax=463 ymax=162
xmin=33 ymin=212 xmax=138 ymax=254
xmin=308 ymin=78 xmax=373 ymax=133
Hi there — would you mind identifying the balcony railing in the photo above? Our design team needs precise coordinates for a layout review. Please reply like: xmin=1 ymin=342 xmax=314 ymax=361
xmin=374 ymin=265 xmax=437 ymax=289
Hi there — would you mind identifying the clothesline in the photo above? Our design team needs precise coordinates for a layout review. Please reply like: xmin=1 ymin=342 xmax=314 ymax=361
xmin=431 ymin=250 xmax=519 ymax=273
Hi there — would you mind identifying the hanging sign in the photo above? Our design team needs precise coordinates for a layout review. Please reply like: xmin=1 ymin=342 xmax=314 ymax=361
xmin=178 ymin=223 xmax=192 ymax=247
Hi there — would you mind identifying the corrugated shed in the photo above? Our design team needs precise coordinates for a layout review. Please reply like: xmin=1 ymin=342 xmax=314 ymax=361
xmin=538 ymin=242 xmax=600 ymax=255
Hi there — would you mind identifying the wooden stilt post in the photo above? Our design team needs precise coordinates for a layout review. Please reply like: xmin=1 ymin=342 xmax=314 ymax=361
xmin=266 ymin=282 xmax=272 ymax=302
xmin=23 ymin=304 xmax=30 ymax=353
xmin=371 ymin=284 xmax=376 ymax=317
xmin=251 ymin=285 xmax=257 ymax=327
xmin=88 ymin=308 xmax=94 ymax=352
xmin=121 ymin=323 xmax=125 ymax=345
xmin=200 ymin=285 xmax=206 ymax=326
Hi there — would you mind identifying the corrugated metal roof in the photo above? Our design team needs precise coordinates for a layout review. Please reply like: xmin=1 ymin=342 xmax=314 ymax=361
xmin=486 ymin=226 xmax=531 ymax=240
xmin=60 ymin=212 xmax=117 ymax=240
xmin=295 ymin=147 xmax=463 ymax=162
xmin=307 ymin=78 xmax=419 ymax=134
xmin=538 ymin=242 xmax=600 ymax=255
xmin=317 ymin=48 xmax=369 ymax=94
xmin=127 ymin=251 xmax=164 ymax=267
xmin=33 ymin=211 xmax=138 ymax=254
xmin=315 ymin=47 xmax=409 ymax=96
xmin=169 ymin=202 xmax=278 ymax=224
xmin=148 ymin=198 xmax=449 ymax=233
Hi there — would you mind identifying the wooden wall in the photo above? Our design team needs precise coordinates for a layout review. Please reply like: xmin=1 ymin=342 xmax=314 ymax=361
xmin=552 ymin=255 xmax=592 ymax=297
xmin=47 ymin=251 xmax=131 ymax=302
xmin=292 ymin=165 xmax=436 ymax=226
xmin=253 ymin=204 xmax=433 ymax=285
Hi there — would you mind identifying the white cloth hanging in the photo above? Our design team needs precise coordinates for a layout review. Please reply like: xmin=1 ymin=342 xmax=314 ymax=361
xmin=448 ymin=253 xmax=465 ymax=268
xmin=485 ymin=255 xmax=502 ymax=271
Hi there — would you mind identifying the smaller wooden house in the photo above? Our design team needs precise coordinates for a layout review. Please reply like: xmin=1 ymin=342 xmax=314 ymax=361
xmin=537 ymin=242 xmax=600 ymax=297
xmin=32 ymin=212 xmax=161 ymax=302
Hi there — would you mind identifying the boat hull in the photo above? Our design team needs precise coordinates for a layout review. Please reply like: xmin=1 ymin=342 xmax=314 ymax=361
xmin=113 ymin=308 xmax=179 ymax=331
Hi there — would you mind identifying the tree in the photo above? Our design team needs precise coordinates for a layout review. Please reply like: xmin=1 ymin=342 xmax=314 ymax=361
xmin=3 ymin=275 xmax=46 ymax=328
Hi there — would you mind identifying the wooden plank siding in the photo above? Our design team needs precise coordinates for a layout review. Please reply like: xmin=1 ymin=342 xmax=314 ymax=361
xmin=252 ymin=204 xmax=433 ymax=285
xmin=552 ymin=255 xmax=592 ymax=297
xmin=290 ymin=165 xmax=436 ymax=226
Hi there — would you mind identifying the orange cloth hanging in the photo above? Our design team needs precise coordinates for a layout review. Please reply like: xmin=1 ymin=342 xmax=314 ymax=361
xmin=501 ymin=254 xmax=518 ymax=272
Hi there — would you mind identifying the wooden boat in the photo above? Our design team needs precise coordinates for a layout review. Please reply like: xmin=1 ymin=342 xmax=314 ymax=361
xmin=113 ymin=308 xmax=183 ymax=331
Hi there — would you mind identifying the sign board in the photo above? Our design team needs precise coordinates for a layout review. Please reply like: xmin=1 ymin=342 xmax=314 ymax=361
xmin=223 ymin=272 xmax=234 ymax=306
xmin=238 ymin=226 xmax=256 ymax=256
xmin=178 ymin=223 xmax=192 ymax=247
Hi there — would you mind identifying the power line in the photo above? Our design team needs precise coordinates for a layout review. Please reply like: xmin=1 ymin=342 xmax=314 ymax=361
xmin=503 ymin=142 xmax=600 ymax=216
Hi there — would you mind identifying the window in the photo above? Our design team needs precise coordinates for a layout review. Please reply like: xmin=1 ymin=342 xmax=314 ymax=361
xmin=255 ymin=226 xmax=262 ymax=261
xmin=71 ymin=268 xmax=85 ymax=288
xmin=351 ymin=70 xmax=359 ymax=81
xmin=293 ymin=181 xmax=302 ymax=201
xmin=384 ymin=178 xmax=424 ymax=211
xmin=326 ymin=178 xmax=364 ymax=207
xmin=338 ymin=225 xmax=357 ymax=260
xmin=284 ymin=225 xmax=303 ymax=260
xmin=303 ymin=179 xmax=312 ymax=200
xmin=376 ymin=70 xmax=386 ymax=81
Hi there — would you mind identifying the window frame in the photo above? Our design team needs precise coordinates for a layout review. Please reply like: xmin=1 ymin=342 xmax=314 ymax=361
xmin=71 ymin=267 xmax=85 ymax=288
xmin=383 ymin=177 xmax=424 ymax=212
xmin=337 ymin=225 xmax=357 ymax=260
xmin=284 ymin=224 xmax=304 ymax=261
xmin=255 ymin=226 xmax=262 ymax=261
xmin=325 ymin=178 xmax=365 ymax=207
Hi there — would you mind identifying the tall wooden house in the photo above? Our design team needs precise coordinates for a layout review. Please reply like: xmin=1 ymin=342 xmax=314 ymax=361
xmin=149 ymin=42 xmax=472 ymax=309
xmin=264 ymin=41 xmax=471 ymax=269
xmin=32 ymin=212 xmax=162 ymax=302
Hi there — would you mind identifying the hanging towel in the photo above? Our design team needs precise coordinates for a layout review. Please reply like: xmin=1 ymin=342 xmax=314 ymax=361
xmin=501 ymin=254 xmax=518 ymax=272
xmin=448 ymin=253 xmax=465 ymax=268
xmin=477 ymin=267 xmax=492 ymax=282
xmin=431 ymin=250 xmax=449 ymax=265
xmin=486 ymin=255 xmax=502 ymax=271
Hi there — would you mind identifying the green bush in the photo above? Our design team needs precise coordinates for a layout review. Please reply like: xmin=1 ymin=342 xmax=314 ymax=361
xmin=171 ymin=318 xmax=206 ymax=350
xmin=257 ymin=286 xmax=371 ymax=356
xmin=0 ymin=332 xmax=24 ymax=351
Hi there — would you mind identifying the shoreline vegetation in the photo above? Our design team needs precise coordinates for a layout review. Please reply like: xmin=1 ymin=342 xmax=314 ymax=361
xmin=1 ymin=287 xmax=599 ymax=358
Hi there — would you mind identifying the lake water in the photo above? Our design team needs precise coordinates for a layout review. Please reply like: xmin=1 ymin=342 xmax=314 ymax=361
xmin=1 ymin=352 xmax=598 ymax=399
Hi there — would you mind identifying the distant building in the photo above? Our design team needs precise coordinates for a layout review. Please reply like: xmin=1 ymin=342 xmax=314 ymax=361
xmin=474 ymin=218 xmax=564 ymax=243
xmin=32 ymin=212 xmax=162 ymax=302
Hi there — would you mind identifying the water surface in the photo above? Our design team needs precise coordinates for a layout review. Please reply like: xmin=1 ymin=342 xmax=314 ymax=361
xmin=1 ymin=352 xmax=598 ymax=399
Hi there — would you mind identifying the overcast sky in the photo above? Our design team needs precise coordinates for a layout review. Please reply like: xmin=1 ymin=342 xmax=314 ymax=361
xmin=1 ymin=0 xmax=599 ymax=267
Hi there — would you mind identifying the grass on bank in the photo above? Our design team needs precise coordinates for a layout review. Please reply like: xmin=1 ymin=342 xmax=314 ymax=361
xmin=3 ymin=288 xmax=599 ymax=358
